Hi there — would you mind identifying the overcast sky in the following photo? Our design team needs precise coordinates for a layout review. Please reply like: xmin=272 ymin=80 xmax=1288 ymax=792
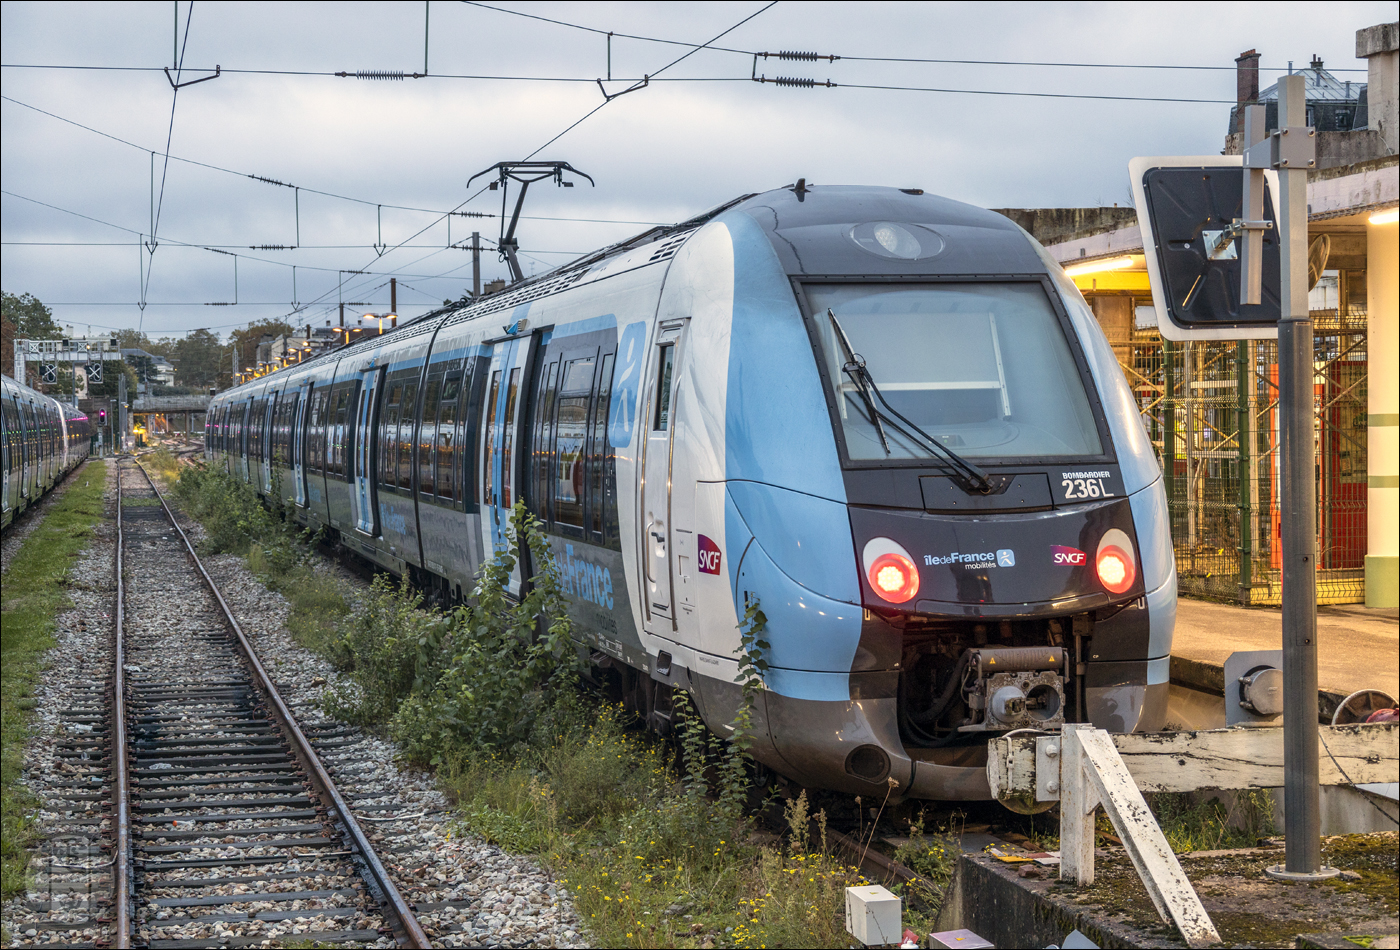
xmin=2 ymin=0 xmax=1393 ymax=340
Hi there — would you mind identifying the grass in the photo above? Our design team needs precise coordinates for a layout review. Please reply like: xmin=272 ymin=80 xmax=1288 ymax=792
xmin=163 ymin=464 xmax=900 ymax=947
xmin=440 ymin=702 xmax=900 ymax=949
xmin=1149 ymin=789 xmax=1276 ymax=853
xmin=1 ymin=460 xmax=107 ymax=900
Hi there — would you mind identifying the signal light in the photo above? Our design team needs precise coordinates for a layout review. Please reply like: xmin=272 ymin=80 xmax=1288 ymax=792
xmin=1095 ymin=528 xmax=1137 ymax=594
xmin=861 ymin=537 xmax=920 ymax=604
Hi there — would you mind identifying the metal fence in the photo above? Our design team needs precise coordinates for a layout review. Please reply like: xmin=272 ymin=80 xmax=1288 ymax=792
xmin=1099 ymin=300 xmax=1367 ymax=605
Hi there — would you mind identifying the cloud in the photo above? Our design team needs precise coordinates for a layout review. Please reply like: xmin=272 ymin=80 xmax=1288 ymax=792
xmin=2 ymin=0 xmax=1392 ymax=334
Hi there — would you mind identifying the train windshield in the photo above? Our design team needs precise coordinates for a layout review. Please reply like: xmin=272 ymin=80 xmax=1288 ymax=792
xmin=806 ymin=282 xmax=1102 ymax=461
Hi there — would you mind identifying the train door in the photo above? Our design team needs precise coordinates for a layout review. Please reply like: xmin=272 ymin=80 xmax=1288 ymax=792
xmin=21 ymin=399 xmax=35 ymax=498
xmin=239 ymin=401 xmax=252 ymax=482
xmin=294 ymin=382 xmax=312 ymax=507
xmin=639 ymin=321 xmax=686 ymax=628
xmin=1 ymin=392 xmax=13 ymax=516
xmin=260 ymin=392 xmax=277 ymax=493
xmin=478 ymin=335 xmax=534 ymax=594
xmin=352 ymin=368 xmax=383 ymax=536
xmin=59 ymin=409 xmax=70 ymax=473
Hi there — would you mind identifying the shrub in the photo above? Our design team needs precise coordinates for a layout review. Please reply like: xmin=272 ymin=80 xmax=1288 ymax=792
xmin=389 ymin=502 xmax=579 ymax=760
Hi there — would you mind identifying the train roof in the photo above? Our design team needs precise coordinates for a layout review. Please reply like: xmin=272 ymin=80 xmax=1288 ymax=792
xmin=730 ymin=184 xmax=1043 ymax=278
xmin=219 ymin=185 xmax=1043 ymax=396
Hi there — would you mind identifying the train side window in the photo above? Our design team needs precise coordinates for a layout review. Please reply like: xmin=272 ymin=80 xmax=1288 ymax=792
xmin=434 ymin=371 xmax=461 ymax=504
xmin=306 ymin=389 xmax=322 ymax=471
xmin=532 ymin=360 xmax=559 ymax=523
xmin=332 ymin=385 xmax=353 ymax=479
xmin=589 ymin=352 xmax=614 ymax=541
xmin=327 ymin=389 xmax=343 ymax=476
xmin=283 ymin=392 xmax=300 ymax=467
xmin=249 ymin=399 xmax=261 ymax=460
xmin=553 ymin=355 xmax=595 ymax=532
xmin=398 ymin=380 xmax=418 ymax=494
xmin=379 ymin=383 xmax=403 ymax=491
xmin=418 ymin=377 xmax=440 ymax=498
xmin=317 ymin=388 xmax=330 ymax=472
xmin=653 ymin=344 xmax=675 ymax=431
xmin=461 ymin=359 xmax=486 ymax=512
xmin=272 ymin=397 xmax=286 ymax=466
xmin=483 ymin=370 xmax=500 ymax=513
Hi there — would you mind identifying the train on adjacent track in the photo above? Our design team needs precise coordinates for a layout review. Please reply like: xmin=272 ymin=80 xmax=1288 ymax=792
xmin=206 ymin=184 xmax=1175 ymax=805
xmin=2 ymin=373 xmax=93 ymax=529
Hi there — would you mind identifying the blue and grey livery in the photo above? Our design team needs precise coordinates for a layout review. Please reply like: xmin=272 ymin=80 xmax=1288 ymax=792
xmin=207 ymin=184 xmax=1173 ymax=804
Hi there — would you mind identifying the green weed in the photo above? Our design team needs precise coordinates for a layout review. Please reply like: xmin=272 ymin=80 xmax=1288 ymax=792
xmin=1 ymin=461 xmax=107 ymax=899
xmin=164 ymin=475 xmax=901 ymax=947
xmin=1149 ymin=790 xmax=1276 ymax=853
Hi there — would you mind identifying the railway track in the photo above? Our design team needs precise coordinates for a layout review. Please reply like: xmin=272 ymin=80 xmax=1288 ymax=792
xmin=112 ymin=459 xmax=429 ymax=948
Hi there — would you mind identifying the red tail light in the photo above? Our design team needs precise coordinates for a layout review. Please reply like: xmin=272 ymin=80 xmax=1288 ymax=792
xmin=1095 ymin=528 xmax=1136 ymax=594
xmin=862 ymin=537 xmax=920 ymax=604
xmin=869 ymin=552 xmax=920 ymax=603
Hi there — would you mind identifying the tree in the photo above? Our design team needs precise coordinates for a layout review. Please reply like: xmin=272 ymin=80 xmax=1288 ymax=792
xmin=2 ymin=292 xmax=63 ymax=381
xmin=115 ymin=328 xmax=152 ymax=351
xmin=173 ymin=328 xmax=225 ymax=389
xmin=3 ymin=292 xmax=62 ymax=340
xmin=228 ymin=318 xmax=294 ymax=375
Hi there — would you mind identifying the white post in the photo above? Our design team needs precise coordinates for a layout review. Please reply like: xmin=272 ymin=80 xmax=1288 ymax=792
xmin=1058 ymin=724 xmax=1222 ymax=948
xmin=1058 ymin=724 xmax=1100 ymax=885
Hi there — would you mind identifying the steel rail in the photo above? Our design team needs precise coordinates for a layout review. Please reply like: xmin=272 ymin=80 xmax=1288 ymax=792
xmin=112 ymin=460 xmax=133 ymax=949
xmin=132 ymin=461 xmax=430 ymax=949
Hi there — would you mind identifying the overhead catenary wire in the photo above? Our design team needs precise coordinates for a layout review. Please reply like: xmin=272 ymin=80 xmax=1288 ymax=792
xmin=311 ymin=0 xmax=781 ymax=316
xmin=145 ymin=0 xmax=198 ymax=319
xmin=520 ymin=1 xmax=778 ymax=161
xmin=0 ymin=189 xmax=516 ymax=280
xmin=2 ymin=241 xmax=589 ymax=252
xmin=0 ymin=96 xmax=666 ymax=226
xmin=757 ymin=79 xmax=1237 ymax=104
xmin=457 ymin=1 xmax=1366 ymax=72
xmin=7 ymin=7 xmax=1363 ymax=338
xmin=304 ymin=6 xmax=785 ymax=314
xmin=0 ymin=58 xmax=1367 ymax=75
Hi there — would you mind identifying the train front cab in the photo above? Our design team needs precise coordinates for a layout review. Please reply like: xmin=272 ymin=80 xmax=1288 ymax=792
xmin=667 ymin=190 xmax=1173 ymax=803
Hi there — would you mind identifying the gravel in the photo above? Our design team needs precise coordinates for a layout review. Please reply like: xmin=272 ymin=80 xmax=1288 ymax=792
xmin=3 ymin=453 xmax=588 ymax=948
xmin=1 ymin=461 xmax=117 ymax=948
xmin=170 ymin=478 xmax=587 ymax=948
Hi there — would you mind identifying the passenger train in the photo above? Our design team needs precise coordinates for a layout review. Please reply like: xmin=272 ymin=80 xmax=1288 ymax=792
xmin=2 ymin=373 xmax=94 ymax=530
xmin=206 ymin=185 xmax=1174 ymax=803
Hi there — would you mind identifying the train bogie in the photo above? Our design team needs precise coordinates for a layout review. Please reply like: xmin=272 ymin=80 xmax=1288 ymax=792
xmin=207 ymin=184 xmax=1173 ymax=804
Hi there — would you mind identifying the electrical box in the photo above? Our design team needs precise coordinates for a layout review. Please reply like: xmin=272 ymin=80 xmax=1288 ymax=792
xmin=845 ymin=884 xmax=901 ymax=947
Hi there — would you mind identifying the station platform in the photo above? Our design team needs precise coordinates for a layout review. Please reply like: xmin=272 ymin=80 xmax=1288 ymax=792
xmin=1172 ymin=597 xmax=1400 ymax=702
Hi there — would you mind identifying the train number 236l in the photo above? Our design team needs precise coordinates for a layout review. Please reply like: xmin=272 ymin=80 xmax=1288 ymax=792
xmin=1061 ymin=477 xmax=1115 ymax=500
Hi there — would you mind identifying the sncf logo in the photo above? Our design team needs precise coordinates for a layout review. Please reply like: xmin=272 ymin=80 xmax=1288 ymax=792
xmin=1051 ymin=545 xmax=1088 ymax=566
xmin=698 ymin=535 xmax=723 ymax=575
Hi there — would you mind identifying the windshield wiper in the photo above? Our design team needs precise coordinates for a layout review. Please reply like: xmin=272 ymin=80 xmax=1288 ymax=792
xmin=826 ymin=309 xmax=994 ymax=494
xmin=826 ymin=309 xmax=889 ymax=454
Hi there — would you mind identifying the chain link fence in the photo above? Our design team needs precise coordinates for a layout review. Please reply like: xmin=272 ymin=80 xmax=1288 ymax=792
xmin=1095 ymin=298 xmax=1367 ymax=605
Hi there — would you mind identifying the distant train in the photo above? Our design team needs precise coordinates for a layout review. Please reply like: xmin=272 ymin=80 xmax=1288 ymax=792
xmin=2 ymin=373 xmax=93 ymax=529
xmin=206 ymin=184 xmax=1174 ymax=804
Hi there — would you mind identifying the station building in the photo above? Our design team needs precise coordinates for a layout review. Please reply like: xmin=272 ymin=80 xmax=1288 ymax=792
xmin=1001 ymin=21 xmax=1398 ymax=609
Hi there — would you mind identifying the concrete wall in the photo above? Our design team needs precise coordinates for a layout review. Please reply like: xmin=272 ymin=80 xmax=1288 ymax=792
xmin=991 ymin=207 xmax=1139 ymax=246
xmin=1358 ymin=21 xmax=1399 ymax=155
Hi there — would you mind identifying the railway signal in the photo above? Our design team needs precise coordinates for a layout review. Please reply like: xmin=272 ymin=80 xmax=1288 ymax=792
xmin=1131 ymin=74 xmax=1335 ymax=882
